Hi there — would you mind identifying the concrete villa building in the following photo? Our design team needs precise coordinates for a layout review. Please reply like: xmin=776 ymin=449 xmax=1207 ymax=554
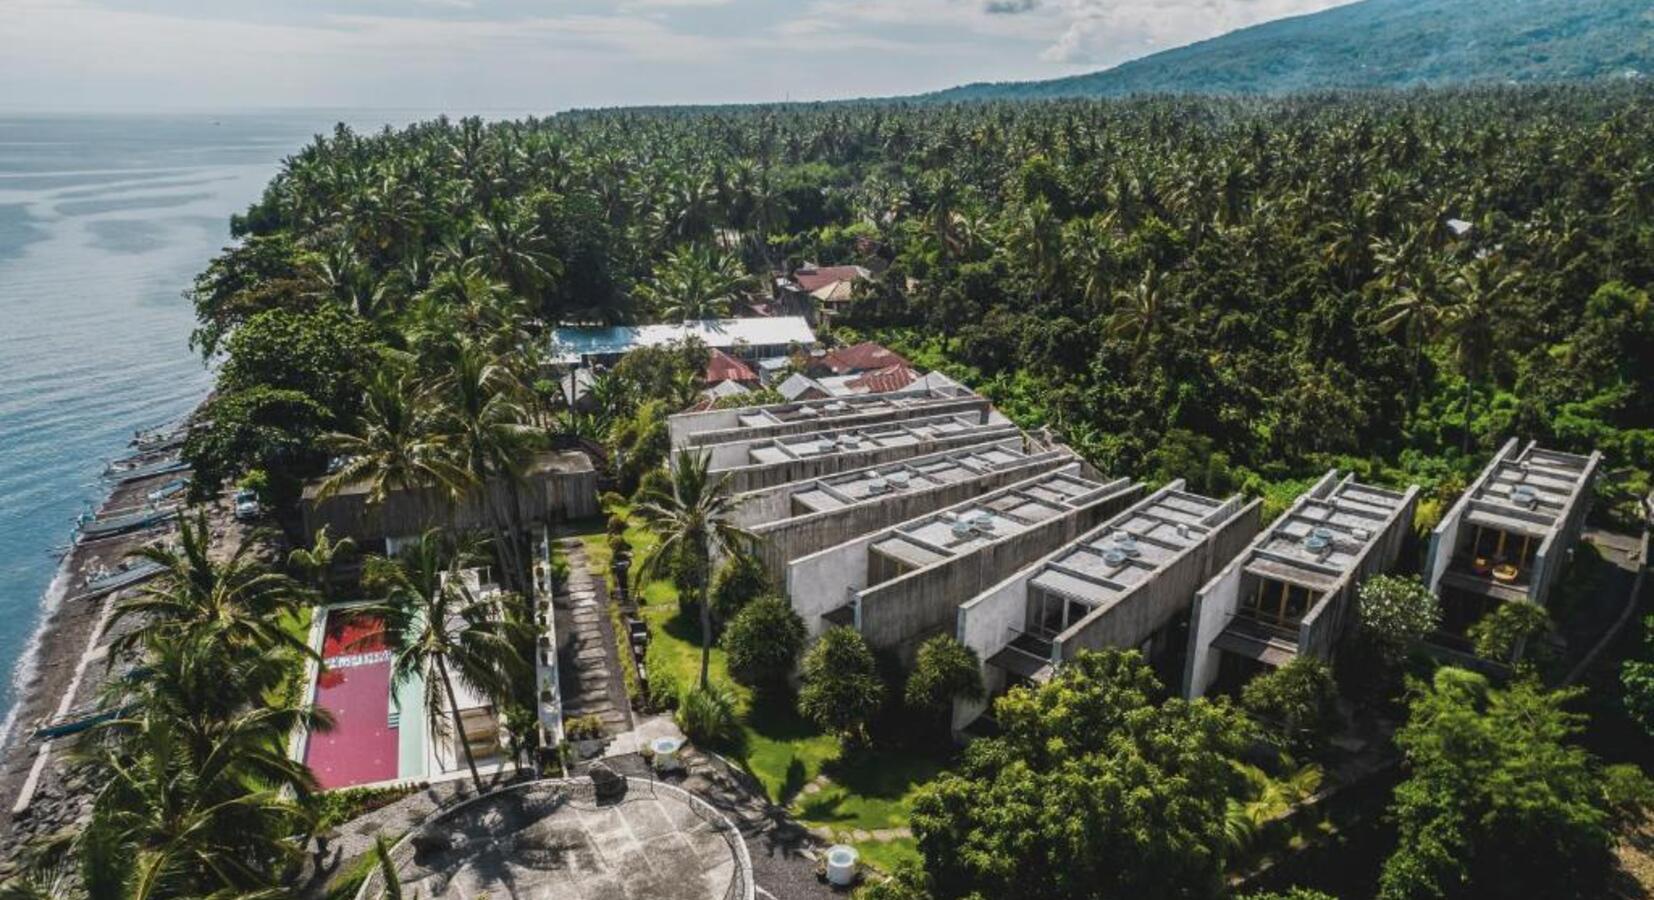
xmin=697 ymin=412 xmax=1020 ymax=493
xmin=1424 ymin=439 xmax=1602 ymax=638
xmin=668 ymin=385 xmax=988 ymax=449
xmin=953 ymin=481 xmax=1263 ymax=731
xmin=786 ymin=467 xmax=1140 ymax=664
xmin=733 ymin=439 xmax=1080 ymax=584
xmin=1183 ymin=471 xmax=1419 ymax=698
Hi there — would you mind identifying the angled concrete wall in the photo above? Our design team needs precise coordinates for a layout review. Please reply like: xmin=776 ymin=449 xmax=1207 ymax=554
xmin=854 ymin=481 xmax=1142 ymax=667
xmin=748 ymin=449 xmax=1076 ymax=585
xmin=1053 ymin=496 xmax=1264 ymax=660
xmin=714 ymin=424 xmax=1024 ymax=494
xmin=731 ymin=437 xmax=1029 ymax=528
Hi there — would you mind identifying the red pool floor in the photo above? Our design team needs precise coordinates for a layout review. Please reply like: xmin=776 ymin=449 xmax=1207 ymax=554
xmin=304 ymin=611 xmax=401 ymax=790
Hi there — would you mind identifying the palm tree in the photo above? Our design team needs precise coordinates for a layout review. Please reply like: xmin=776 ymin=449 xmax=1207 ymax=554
xmin=634 ymin=449 xmax=755 ymax=689
xmin=638 ymin=245 xmax=752 ymax=321
xmin=1105 ymin=264 xmax=1165 ymax=358
xmin=432 ymin=340 xmax=539 ymax=593
xmin=1439 ymin=252 xmax=1520 ymax=452
xmin=1373 ymin=229 xmax=1449 ymax=421
xmin=316 ymin=368 xmax=469 ymax=513
xmin=105 ymin=513 xmax=310 ymax=662
xmin=288 ymin=524 xmax=355 ymax=603
xmin=372 ymin=531 xmax=529 ymax=793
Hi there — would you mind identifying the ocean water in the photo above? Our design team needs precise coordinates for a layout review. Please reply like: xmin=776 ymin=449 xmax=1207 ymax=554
xmin=0 ymin=111 xmax=440 ymax=740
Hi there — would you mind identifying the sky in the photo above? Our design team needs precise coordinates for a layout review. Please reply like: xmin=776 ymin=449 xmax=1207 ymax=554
xmin=1 ymin=0 xmax=1356 ymax=112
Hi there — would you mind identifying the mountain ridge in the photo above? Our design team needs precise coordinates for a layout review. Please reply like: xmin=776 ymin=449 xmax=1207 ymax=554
xmin=927 ymin=0 xmax=1651 ymax=101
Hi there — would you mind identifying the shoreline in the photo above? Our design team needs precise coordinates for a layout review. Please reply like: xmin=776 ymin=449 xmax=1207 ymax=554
xmin=0 ymin=422 xmax=234 ymax=861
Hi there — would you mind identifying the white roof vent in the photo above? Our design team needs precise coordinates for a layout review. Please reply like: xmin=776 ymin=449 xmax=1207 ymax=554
xmin=951 ymin=519 xmax=975 ymax=539
xmin=1103 ymin=548 xmax=1128 ymax=566
xmin=797 ymin=405 xmax=820 ymax=417
xmin=1350 ymin=527 xmax=1370 ymax=542
xmin=1116 ymin=535 xmax=1141 ymax=557
xmin=866 ymin=477 xmax=889 ymax=494
xmin=888 ymin=471 xmax=911 ymax=488
xmin=1175 ymin=523 xmax=1192 ymax=539
xmin=970 ymin=510 xmax=995 ymax=531
xmin=1510 ymin=485 xmax=1539 ymax=510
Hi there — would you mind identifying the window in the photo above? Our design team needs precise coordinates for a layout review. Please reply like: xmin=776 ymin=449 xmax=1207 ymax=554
xmin=1243 ymin=578 xmax=1313 ymax=630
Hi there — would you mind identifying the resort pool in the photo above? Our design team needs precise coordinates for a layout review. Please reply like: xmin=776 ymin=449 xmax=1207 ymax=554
xmin=302 ymin=608 xmax=426 ymax=790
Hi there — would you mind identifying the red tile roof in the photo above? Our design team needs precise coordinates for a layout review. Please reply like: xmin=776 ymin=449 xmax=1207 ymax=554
xmin=821 ymin=341 xmax=909 ymax=375
xmin=705 ymin=349 xmax=757 ymax=385
xmin=847 ymin=365 xmax=919 ymax=394
xmin=792 ymin=265 xmax=868 ymax=294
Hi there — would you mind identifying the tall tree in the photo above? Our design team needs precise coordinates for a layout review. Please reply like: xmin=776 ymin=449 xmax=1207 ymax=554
xmin=370 ymin=531 xmax=530 ymax=793
xmin=633 ymin=449 xmax=754 ymax=689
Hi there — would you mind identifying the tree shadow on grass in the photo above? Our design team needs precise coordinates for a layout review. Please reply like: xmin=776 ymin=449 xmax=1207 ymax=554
xmin=820 ymin=747 xmax=953 ymax=803
xmin=793 ymin=788 xmax=855 ymax=824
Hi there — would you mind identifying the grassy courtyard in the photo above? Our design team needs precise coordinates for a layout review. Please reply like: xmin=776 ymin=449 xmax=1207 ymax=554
xmin=574 ymin=512 xmax=944 ymax=869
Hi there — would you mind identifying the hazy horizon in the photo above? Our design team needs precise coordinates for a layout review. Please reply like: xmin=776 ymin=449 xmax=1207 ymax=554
xmin=2 ymin=0 xmax=1358 ymax=111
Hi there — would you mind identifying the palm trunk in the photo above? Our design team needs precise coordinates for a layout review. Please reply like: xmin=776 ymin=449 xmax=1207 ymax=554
xmin=435 ymin=654 xmax=485 ymax=793
xmin=1461 ymin=373 xmax=1476 ymax=455
xmin=698 ymin=539 xmax=712 ymax=690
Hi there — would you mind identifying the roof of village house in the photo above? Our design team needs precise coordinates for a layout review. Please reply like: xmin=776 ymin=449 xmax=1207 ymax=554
xmin=778 ymin=372 xmax=831 ymax=401
xmin=821 ymin=341 xmax=909 ymax=375
xmin=847 ymin=364 xmax=919 ymax=394
xmin=792 ymin=264 xmax=869 ymax=294
xmin=703 ymin=379 xmax=751 ymax=401
xmin=705 ymin=349 xmax=757 ymax=385
xmin=811 ymin=280 xmax=858 ymax=304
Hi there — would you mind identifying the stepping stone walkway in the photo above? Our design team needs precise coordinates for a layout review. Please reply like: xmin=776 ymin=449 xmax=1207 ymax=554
xmin=554 ymin=538 xmax=632 ymax=739
xmin=789 ymin=774 xmax=912 ymax=843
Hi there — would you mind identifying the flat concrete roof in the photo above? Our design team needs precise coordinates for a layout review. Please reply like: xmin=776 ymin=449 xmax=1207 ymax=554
xmin=1462 ymin=443 xmax=1596 ymax=538
xmin=1241 ymin=479 xmax=1411 ymax=594
xmin=1028 ymin=488 xmax=1233 ymax=608
xmin=361 ymin=778 xmax=751 ymax=900
xmin=868 ymin=471 xmax=1111 ymax=579
xmin=789 ymin=443 xmax=1031 ymax=512
xmin=736 ymin=415 xmax=997 ymax=468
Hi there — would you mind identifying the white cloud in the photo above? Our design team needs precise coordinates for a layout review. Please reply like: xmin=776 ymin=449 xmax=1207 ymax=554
xmin=0 ymin=0 xmax=1359 ymax=110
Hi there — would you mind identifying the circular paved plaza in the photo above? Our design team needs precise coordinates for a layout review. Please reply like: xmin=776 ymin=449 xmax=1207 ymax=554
xmin=359 ymin=777 xmax=753 ymax=900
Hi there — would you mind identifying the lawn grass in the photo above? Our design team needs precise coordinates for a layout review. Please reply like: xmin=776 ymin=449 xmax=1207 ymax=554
xmin=570 ymin=506 xmax=946 ymax=869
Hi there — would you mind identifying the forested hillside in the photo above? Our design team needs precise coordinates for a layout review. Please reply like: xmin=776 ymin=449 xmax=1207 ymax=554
xmin=930 ymin=0 xmax=1651 ymax=101
xmin=189 ymin=85 xmax=1654 ymax=528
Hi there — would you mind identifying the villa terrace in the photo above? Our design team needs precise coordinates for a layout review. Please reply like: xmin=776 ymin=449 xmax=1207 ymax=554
xmin=1426 ymin=439 xmax=1601 ymax=637
xmin=1184 ymin=471 xmax=1419 ymax=698
xmin=786 ymin=466 xmax=1139 ymax=663
xmin=954 ymin=482 xmax=1261 ymax=731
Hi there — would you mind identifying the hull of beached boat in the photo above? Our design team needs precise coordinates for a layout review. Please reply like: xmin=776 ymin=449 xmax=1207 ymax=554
xmin=68 ymin=560 xmax=165 ymax=602
xmin=106 ymin=458 xmax=190 ymax=484
xmin=77 ymin=505 xmax=178 ymax=540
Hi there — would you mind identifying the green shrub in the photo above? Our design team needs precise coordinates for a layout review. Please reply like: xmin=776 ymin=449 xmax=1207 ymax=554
xmin=711 ymin=553 xmax=770 ymax=621
xmin=724 ymin=596 xmax=805 ymax=690
xmin=564 ymin=714 xmax=606 ymax=741
xmin=606 ymin=514 xmax=628 ymax=536
xmin=677 ymin=683 xmax=740 ymax=746
xmin=1240 ymin=656 xmax=1340 ymax=758
xmin=1468 ymin=600 xmax=1551 ymax=663
xmin=904 ymin=634 xmax=985 ymax=734
xmin=798 ymin=627 xmax=884 ymax=745
xmin=314 ymin=783 xmax=420 ymax=831
xmin=646 ymin=657 xmax=682 ymax=712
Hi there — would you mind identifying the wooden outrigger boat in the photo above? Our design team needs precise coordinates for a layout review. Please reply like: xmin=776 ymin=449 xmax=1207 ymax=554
xmin=106 ymin=457 xmax=190 ymax=485
xmin=76 ymin=503 xmax=179 ymax=541
xmin=67 ymin=559 xmax=165 ymax=602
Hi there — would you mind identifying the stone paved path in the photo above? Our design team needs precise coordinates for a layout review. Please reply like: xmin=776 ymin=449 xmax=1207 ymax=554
xmin=555 ymin=538 xmax=631 ymax=737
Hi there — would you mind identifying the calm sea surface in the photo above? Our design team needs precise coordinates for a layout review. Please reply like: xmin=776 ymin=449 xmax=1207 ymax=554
xmin=0 ymin=110 xmax=471 ymax=738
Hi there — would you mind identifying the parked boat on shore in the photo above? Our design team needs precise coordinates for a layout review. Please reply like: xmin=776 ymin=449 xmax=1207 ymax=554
xmin=75 ymin=503 xmax=179 ymax=542
xmin=105 ymin=457 xmax=189 ymax=485
xmin=66 ymin=559 xmax=165 ymax=603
